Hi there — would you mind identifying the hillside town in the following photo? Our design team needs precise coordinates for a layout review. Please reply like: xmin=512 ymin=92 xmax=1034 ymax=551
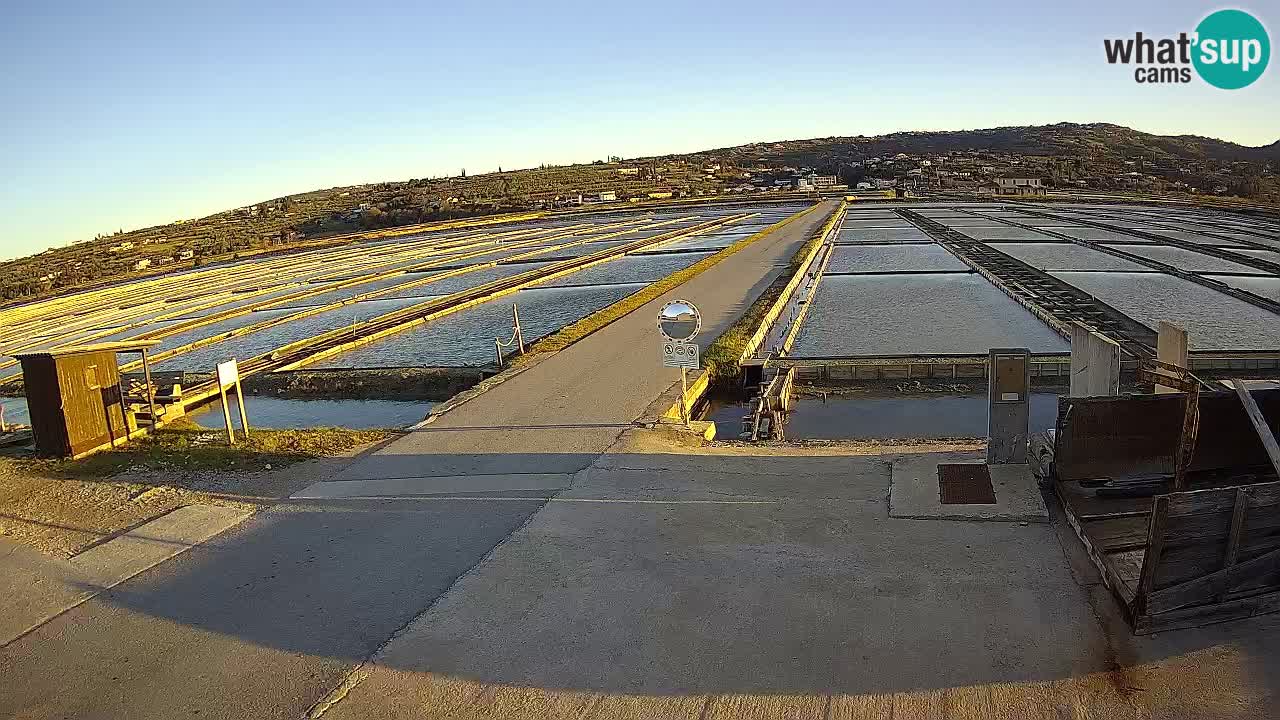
xmin=2 ymin=123 xmax=1276 ymax=305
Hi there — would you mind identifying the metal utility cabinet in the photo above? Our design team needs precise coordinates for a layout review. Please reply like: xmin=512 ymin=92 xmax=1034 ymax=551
xmin=12 ymin=340 xmax=160 ymax=458
xmin=988 ymin=348 xmax=1031 ymax=464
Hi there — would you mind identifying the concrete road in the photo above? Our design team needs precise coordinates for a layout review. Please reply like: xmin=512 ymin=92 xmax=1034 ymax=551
xmin=0 ymin=202 xmax=838 ymax=719
xmin=312 ymin=437 xmax=1280 ymax=720
xmin=325 ymin=201 xmax=838 ymax=488
xmin=0 ymin=499 xmax=546 ymax=719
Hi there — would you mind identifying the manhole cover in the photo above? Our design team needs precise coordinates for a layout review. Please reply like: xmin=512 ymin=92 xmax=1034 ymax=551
xmin=938 ymin=464 xmax=996 ymax=504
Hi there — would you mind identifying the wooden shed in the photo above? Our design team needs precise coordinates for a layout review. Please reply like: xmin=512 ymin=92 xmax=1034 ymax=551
xmin=12 ymin=340 xmax=161 ymax=459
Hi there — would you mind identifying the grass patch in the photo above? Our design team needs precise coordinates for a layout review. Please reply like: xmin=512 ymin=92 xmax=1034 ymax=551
xmin=21 ymin=419 xmax=391 ymax=479
xmin=514 ymin=203 xmax=826 ymax=366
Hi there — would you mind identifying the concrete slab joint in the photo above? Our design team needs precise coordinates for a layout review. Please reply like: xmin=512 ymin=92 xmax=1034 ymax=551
xmin=0 ymin=504 xmax=251 ymax=647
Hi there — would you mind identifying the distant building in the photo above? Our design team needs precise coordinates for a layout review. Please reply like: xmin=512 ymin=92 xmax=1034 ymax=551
xmin=794 ymin=176 xmax=815 ymax=191
xmin=647 ymin=191 xmax=673 ymax=200
xmin=812 ymin=175 xmax=839 ymax=190
xmin=133 ymin=258 xmax=151 ymax=270
xmin=618 ymin=167 xmax=639 ymax=176
xmin=990 ymin=177 xmax=1046 ymax=196
xmin=597 ymin=191 xmax=617 ymax=202
xmin=178 ymin=250 xmax=195 ymax=261
xmin=855 ymin=181 xmax=873 ymax=190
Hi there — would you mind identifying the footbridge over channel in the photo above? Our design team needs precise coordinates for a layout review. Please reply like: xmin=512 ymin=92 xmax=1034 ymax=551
xmin=292 ymin=200 xmax=839 ymax=500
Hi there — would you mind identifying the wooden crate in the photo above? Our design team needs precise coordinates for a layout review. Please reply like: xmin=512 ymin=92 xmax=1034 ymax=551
xmin=1054 ymin=390 xmax=1280 ymax=633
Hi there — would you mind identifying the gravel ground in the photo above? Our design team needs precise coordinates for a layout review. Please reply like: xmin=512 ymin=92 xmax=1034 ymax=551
xmin=0 ymin=437 xmax=381 ymax=558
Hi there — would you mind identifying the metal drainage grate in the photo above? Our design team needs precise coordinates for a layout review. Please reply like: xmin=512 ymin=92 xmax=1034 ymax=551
xmin=938 ymin=464 xmax=997 ymax=505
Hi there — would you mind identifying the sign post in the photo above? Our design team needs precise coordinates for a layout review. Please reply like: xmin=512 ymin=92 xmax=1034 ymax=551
xmin=215 ymin=359 xmax=250 ymax=445
xmin=658 ymin=300 xmax=702 ymax=426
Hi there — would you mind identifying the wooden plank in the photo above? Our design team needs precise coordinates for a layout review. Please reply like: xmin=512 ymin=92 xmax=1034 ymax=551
xmin=1161 ymin=505 xmax=1280 ymax=548
xmin=1056 ymin=480 xmax=1153 ymax=520
xmin=1220 ymin=488 xmax=1250 ymax=602
xmin=1136 ymin=496 xmax=1170 ymax=612
xmin=1145 ymin=546 xmax=1280 ymax=614
xmin=219 ymin=385 xmax=235 ymax=445
xmin=1105 ymin=548 xmax=1146 ymax=588
xmin=1055 ymin=391 xmax=1280 ymax=482
xmin=1227 ymin=563 xmax=1280 ymax=596
xmin=1173 ymin=386 xmax=1200 ymax=491
xmin=1152 ymin=539 xmax=1233 ymax=588
xmin=1166 ymin=480 xmax=1280 ymax=515
xmin=1138 ymin=587 xmax=1280 ymax=635
xmin=141 ymin=349 xmax=157 ymax=431
xmin=1152 ymin=528 xmax=1280 ymax=588
xmin=1224 ymin=488 xmax=1250 ymax=570
xmin=234 ymin=377 xmax=250 ymax=439
xmin=1082 ymin=516 xmax=1150 ymax=552
xmin=1055 ymin=482 xmax=1138 ymax=611
xmin=1233 ymin=379 xmax=1280 ymax=480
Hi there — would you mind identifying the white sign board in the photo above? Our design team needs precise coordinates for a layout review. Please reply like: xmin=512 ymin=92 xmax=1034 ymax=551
xmin=662 ymin=340 xmax=700 ymax=369
xmin=216 ymin=359 xmax=239 ymax=389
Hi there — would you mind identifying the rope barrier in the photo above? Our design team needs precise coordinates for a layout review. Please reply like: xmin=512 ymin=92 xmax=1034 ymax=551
xmin=494 ymin=303 xmax=524 ymax=366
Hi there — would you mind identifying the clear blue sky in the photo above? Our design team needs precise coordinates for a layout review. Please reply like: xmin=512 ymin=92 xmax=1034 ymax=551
xmin=2 ymin=0 xmax=1277 ymax=259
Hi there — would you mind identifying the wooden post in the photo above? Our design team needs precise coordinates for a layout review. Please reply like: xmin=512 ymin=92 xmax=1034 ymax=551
xmin=219 ymin=384 xmax=235 ymax=445
xmin=141 ymin=348 xmax=158 ymax=430
xmin=494 ymin=339 xmax=504 ymax=367
xmin=113 ymin=370 xmax=128 ymax=447
xmin=1136 ymin=496 xmax=1170 ymax=614
xmin=1224 ymin=488 xmax=1249 ymax=569
xmin=1173 ymin=385 xmax=1200 ymax=491
xmin=1220 ymin=488 xmax=1250 ymax=602
xmin=1232 ymin=379 xmax=1280 ymax=479
xmin=1156 ymin=322 xmax=1189 ymax=395
xmin=679 ymin=367 xmax=689 ymax=426
xmin=216 ymin=360 xmax=244 ymax=445
xmin=513 ymin=304 xmax=524 ymax=354
xmin=234 ymin=376 xmax=250 ymax=439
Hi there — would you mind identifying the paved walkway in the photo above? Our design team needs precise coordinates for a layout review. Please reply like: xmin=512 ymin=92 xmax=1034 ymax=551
xmin=303 ymin=200 xmax=837 ymax=496
xmin=314 ymin=438 xmax=1280 ymax=720
xmin=0 ymin=202 xmax=838 ymax=720
xmin=8 ymin=199 xmax=1278 ymax=719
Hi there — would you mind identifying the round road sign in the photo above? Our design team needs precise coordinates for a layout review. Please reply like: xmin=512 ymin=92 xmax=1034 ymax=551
xmin=658 ymin=300 xmax=701 ymax=342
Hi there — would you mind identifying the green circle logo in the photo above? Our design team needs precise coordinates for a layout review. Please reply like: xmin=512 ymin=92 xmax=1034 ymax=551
xmin=1193 ymin=9 xmax=1270 ymax=89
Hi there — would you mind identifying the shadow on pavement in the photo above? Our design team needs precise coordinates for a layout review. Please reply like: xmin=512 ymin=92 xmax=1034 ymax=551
xmin=3 ymin=449 xmax=1279 ymax=719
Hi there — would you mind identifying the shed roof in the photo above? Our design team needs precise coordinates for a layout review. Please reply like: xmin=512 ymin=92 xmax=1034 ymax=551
xmin=12 ymin=340 xmax=162 ymax=360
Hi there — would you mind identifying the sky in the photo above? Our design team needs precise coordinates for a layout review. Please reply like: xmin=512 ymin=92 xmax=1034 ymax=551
xmin=2 ymin=0 xmax=1277 ymax=259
